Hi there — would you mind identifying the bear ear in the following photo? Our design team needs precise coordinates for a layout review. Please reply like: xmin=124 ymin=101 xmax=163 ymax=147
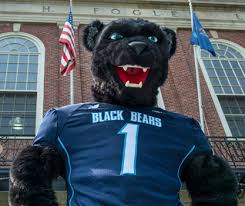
xmin=161 ymin=28 xmax=177 ymax=58
xmin=83 ymin=20 xmax=104 ymax=51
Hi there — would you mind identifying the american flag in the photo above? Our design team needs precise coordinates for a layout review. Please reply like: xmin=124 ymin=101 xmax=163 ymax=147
xmin=59 ymin=8 xmax=76 ymax=76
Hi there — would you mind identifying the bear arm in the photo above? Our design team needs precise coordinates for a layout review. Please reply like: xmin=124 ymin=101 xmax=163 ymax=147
xmin=9 ymin=145 xmax=65 ymax=206
xmin=182 ymin=154 xmax=238 ymax=206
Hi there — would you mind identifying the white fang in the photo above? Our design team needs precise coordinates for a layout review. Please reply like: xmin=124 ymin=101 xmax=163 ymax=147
xmin=119 ymin=65 xmax=149 ymax=72
xmin=125 ymin=81 xmax=143 ymax=88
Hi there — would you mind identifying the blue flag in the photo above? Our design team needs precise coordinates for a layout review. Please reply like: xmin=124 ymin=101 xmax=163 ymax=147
xmin=191 ymin=12 xmax=216 ymax=57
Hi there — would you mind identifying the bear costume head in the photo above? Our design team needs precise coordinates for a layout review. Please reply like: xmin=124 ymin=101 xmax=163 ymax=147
xmin=83 ymin=18 xmax=176 ymax=107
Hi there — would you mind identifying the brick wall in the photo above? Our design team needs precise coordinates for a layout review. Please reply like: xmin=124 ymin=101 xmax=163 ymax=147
xmin=0 ymin=23 xmax=244 ymax=136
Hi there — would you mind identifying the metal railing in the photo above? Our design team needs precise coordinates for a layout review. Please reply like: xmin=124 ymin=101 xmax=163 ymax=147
xmin=208 ymin=136 xmax=245 ymax=170
xmin=208 ymin=136 xmax=245 ymax=198
xmin=0 ymin=135 xmax=33 ymax=167
xmin=0 ymin=135 xmax=244 ymax=197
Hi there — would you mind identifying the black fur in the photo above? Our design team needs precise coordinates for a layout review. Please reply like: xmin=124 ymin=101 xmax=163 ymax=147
xmin=82 ymin=19 xmax=176 ymax=107
xmin=9 ymin=146 xmax=65 ymax=206
xmin=83 ymin=20 xmax=104 ymax=51
xmin=182 ymin=154 xmax=238 ymax=206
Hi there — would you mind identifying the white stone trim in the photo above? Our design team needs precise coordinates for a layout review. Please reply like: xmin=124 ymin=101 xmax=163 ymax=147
xmin=0 ymin=32 xmax=45 ymax=136
xmin=197 ymin=39 xmax=245 ymax=137
xmin=13 ymin=23 xmax=21 ymax=32
xmin=0 ymin=1 xmax=244 ymax=30
xmin=157 ymin=88 xmax=165 ymax=109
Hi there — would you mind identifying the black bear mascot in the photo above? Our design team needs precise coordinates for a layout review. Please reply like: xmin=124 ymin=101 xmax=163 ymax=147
xmin=9 ymin=19 xmax=238 ymax=206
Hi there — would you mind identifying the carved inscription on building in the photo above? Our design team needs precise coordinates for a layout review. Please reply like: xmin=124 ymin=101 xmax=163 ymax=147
xmin=92 ymin=7 xmax=177 ymax=18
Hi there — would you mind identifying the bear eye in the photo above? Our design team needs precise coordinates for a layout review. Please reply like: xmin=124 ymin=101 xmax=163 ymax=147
xmin=109 ymin=32 xmax=124 ymax=40
xmin=148 ymin=36 xmax=158 ymax=43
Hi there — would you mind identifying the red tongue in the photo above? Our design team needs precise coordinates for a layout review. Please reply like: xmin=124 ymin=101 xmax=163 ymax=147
xmin=115 ymin=66 xmax=150 ymax=85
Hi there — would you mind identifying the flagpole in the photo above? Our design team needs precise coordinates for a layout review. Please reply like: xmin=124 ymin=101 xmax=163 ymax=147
xmin=69 ymin=0 xmax=74 ymax=104
xmin=188 ymin=0 xmax=205 ymax=131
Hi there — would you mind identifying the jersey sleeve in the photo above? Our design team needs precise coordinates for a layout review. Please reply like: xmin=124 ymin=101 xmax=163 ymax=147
xmin=33 ymin=108 xmax=58 ymax=147
xmin=191 ymin=118 xmax=212 ymax=156
xmin=179 ymin=118 xmax=213 ymax=180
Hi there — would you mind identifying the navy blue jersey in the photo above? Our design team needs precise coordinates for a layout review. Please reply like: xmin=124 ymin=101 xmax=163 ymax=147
xmin=33 ymin=102 xmax=212 ymax=206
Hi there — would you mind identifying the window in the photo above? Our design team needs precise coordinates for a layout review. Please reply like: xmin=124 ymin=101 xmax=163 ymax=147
xmin=198 ymin=40 xmax=245 ymax=137
xmin=0 ymin=34 xmax=45 ymax=136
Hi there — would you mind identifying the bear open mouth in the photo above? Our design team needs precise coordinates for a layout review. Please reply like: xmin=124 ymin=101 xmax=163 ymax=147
xmin=115 ymin=65 xmax=150 ymax=88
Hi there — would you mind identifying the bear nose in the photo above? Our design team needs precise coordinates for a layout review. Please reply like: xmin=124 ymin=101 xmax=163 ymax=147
xmin=128 ymin=41 xmax=147 ymax=55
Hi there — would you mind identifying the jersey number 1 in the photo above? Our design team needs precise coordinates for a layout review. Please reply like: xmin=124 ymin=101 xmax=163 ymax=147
xmin=118 ymin=123 xmax=139 ymax=175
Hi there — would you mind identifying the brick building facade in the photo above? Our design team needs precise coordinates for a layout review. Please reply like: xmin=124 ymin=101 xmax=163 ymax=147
xmin=0 ymin=0 xmax=244 ymax=205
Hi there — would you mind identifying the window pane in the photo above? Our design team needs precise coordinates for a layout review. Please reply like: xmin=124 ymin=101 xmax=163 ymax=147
xmin=29 ymin=55 xmax=38 ymax=63
xmin=15 ymin=38 xmax=25 ymax=44
xmin=216 ymin=69 xmax=225 ymax=76
xmin=221 ymin=60 xmax=231 ymax=68
xmin=15 ymin=103 xmax=26 ymax=111
xmin=0 ymin=73 xmax=6 ymax=81
xmin=0 ymin=63 xmax=7 ymax=72
xmin=3 ymin=94 xmax=13 ymax=103
xmin=15 ymin=94 xmax=25 ymax=104
xmin=6 ymin=72 xmax=16 ymax=81
xmin=228 ymin=77 xmax=239 ymax=86
xmin=29 ymin=64 xmax=37 ymax=73
xmin=5 ymin=82 xmax=15 ymax=89
xmin=0 ymin=82 xmax=4 ymax=89
xmin=18 ymin=64 xmax=28 ymax=72
xmin=16 ymin=83 xmax=26 ymax=90
xmin=19 ymin=55 xmax=28 ymax=63
xmin=214 ymin=86 xmax=223 ymax=94
xmin=25 ymin=40 xmax=35 ymax=48
xmin=218 ymin=44 xmax=227 ymax=50
xmin=18 ymin=45 xmax=28 ymax=52
xmin=203 ymin=60 xmax=212 ymax=68
xmin=233 ymin=87 xmax=243 ymax=94
xmin=1 ymin=116 xmax=12 ymax=126
xmin=212 ymin=44 xmax=218 ymax=50
xmin=227 ymin=118 xmax=240 ymax=136
xmin=233 ymin=52 xmax=243 ymax=59
xmin=223 ymin=86 xmax=233 ymax=94
xmin=29 ymin=47 xmax=38 ymax=52
xmin=227 ymin=47 xmax=239 ymax=56
xmin=239 ymin=61 xmax=245 ymax=69
xmin=28 ymin=73 xmax=37 ymax=82
xmin=17 ymin=72 xmax=27 ymax=82
xmin=8 ymin=64 xmax=17 ymax=72
xmin=25 ymin=117 xmax=35 ymax=127
xmin=219 ymin=78 xmax=230 ymax=86
xmin=26 ymin=94 xmax=36 ymax=103
xmin=24 ymin=127 xmax=35 ymax=135
xmin=224 ymin=69 xmax=235 ymax=77
xmin=230 ymin=61 xmax=240 ymax=68
xmin=9 ymin=55 xmax=18 ymax=63
xmin=226 ymin=52 xmax=235 ymax=58
xmin=27 ymin=83 xmax=37 ymax=90
xmin=0 ymin=54 xmax=8 ymax=63
xmin=212 ymin=60 xmax=222 ymax=68
xmin=216 ymin=50 xmax=225 ymax=57
xmin=233 ymin=69 xmax=243 ymax=77
xmin=238 ymin=78 xmax=245 ymax=86
xmin=207 ymin=68 xmax=216 ymax=76
xmin=210 ymin=77 xmax=220 ymax=86
xmin=201 ymin=51 xmax=210 ymax=57
xmin=2 ymin=102 xmax=14 ymax=111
